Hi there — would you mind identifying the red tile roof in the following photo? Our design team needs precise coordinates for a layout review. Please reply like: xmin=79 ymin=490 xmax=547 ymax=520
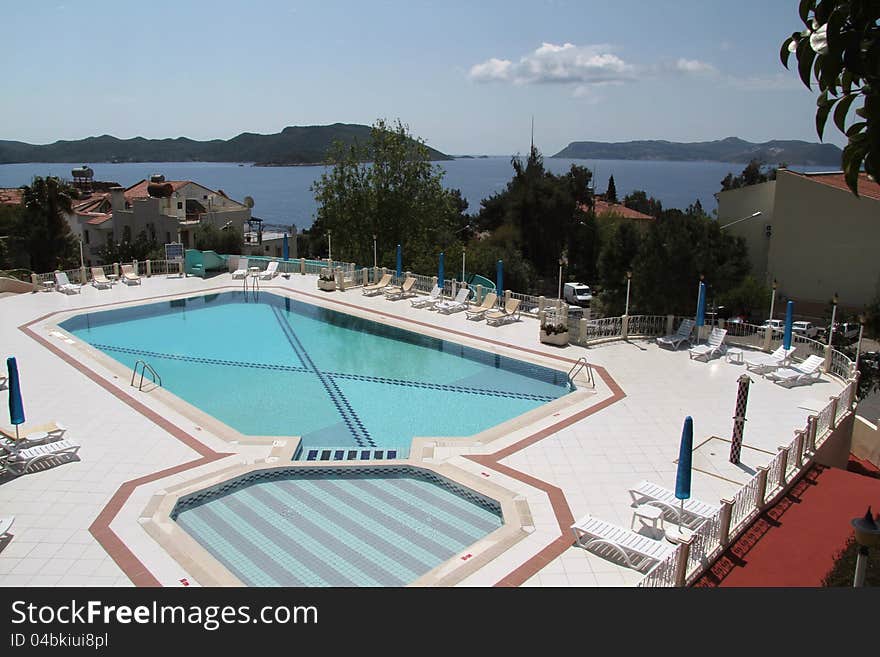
xmin=0 ymin=188 xmax=23 ymax=205
xmin=124 ymin=179 xmax=192 ymax=201
xmin=581 ymin=199 xmax=655 ymax=220
xmin=791 ymin=170 xmax=880 ymax=201
xmin=85 ymin=213 xmax=113 ymax=225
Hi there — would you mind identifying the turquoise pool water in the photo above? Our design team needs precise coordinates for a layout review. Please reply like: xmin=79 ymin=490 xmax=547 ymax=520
xmin=61 ymin=291 xmax=570 ymax=456
xmin=172 ymin=466 xmax=503 ymax=586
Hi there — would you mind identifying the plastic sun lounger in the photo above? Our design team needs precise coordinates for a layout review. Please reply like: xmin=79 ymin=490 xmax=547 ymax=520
xmin=362 ymin=274 xmax=393 ymax=296
xmin=688 ymin=327 xmax=727 ymax=361
xmin=765 ymin=354 xmax=825 ymax=388
xmin=121 ymin=264 xmax=142 ymax=285
xmin=232 ymin=258 xmax=249 ymax=279
xmin=0 ymin=421 xmax=67 ymax=447
xmin=384 ymin=277 xmax=417 ymax=300
xmin=570 ymin=514 xmax=674 ymax=572
xmin=743 ymin=345 xmax=797 ymax=375
xmin=90 ymin=267 xmax=113 ymax=289
xmin=628 ymin=480 xmax=719 ymax=530
xmin=0 ymin=438 xmax=81 ymax=476
xmin=259 ymin=261 xmax=279 ymax=279
xmin=434 ymin=288 xmax=470 ymax=314
xmin=465 ymin=293 xmax=498 ymax=321
xmin=54 ymin=271 xmax=81 ymax=295
xmin=0 ymin=516 xmax=13 ymax=539
xmin=656 ymin=318 xmax=695 ymax=350
xmin=485 ymin=298 xmax=521 ymax=326
xmin=411 ymin=285 xmax=442 ymax=308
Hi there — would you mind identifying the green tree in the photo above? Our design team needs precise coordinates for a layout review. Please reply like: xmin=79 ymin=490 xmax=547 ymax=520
xmin=310 ymin=118 xmax=468 ymax=274
xmin=193 ymin=223 xmax=243 ymax=255
xmin=17 ymin=176 xmax=77 ymax=272
xmin=717 ymin=276 xmax=770 ymax=319
xmin=597 ymin=222 xmax=640 ymax=315
xmin=96 ymin=230 xmax=160 ymax=263
xmin=606 ymin=175 xmax=618 ymax=203
xmin=623 ymin=190 xmax=663 ymax=217
xmin=720 ymin=160 xmax=777 ymax=191
xmin=781 ymin=0 xmax=879 ymax=194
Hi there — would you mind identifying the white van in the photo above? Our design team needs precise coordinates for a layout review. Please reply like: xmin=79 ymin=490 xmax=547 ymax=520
xmin=563 ymin=283 xmax=592 ymax=307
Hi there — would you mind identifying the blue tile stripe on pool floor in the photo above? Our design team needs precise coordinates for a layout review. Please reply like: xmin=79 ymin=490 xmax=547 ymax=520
xmin=270 ymin=306 xmax=375 ymax=448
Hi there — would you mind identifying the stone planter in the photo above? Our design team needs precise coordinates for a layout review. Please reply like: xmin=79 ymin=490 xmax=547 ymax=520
xmin=317 ymin=279 xmax=337 ymax=291
xmin=540 ymin=330 xmax=570 ymax=346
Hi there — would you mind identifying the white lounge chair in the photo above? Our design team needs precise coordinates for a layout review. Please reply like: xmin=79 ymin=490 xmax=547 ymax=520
xmin=434 ymin=287 xmax=470 ymax=313
xmin=260 ymin=261 xmax=279 ymax=280
xmin=465 ymin=292 xmax=498 ymax=320
xmin=0 ymin=516 xmax=13 ymax=539
xmin=54 ymin=271 xmax=81 ymax=295
xmin=0 ymin=438 xmax=81 ymax=476
xmin=232 ymin=258 xmax=249 ymax=279
xmin=657 ymin=318 xmax=695 ymax=350
xmin=628 ymin=480 xmax=719 ymax=530
xmin=485 ymin=298 xmax=521 ymax=326
xmin=688 ymin=327 xmax=727 ymax=361
xmin=765 ymin=354 xmax=825 ymax=388
xmin=121 ymin=264 xmax=141 ymax=285
xmin=90 ymin=267 xmax=112 ymax=289
xmin=570 ymin=514 xmax=675 ymax=572
xmin=743 ymin=345 xmax=797 ymax=375
xmin=1 ymin=421 xmax=67 ymax=447
xmin=411 ymin=285 xmax=442 ymax=308
xmin=0 ymin=375 xmax=6 ymax=390
xmin=384 ymin=276 xmax=417 ymax=300
xmin=362 ymin=273 xmax=393 ymax=296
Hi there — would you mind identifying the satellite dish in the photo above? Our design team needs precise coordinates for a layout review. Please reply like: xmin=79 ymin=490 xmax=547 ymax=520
xmin=243 ymin=195 xmax=255 ymax=208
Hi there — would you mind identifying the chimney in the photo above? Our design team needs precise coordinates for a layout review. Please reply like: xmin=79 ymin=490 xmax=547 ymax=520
xmin=110 ymin=186 xmax=126 ymax=212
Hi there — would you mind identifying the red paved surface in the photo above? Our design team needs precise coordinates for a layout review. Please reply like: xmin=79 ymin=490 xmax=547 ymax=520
xmin=694 ymin=463 xmax=880 ymax=587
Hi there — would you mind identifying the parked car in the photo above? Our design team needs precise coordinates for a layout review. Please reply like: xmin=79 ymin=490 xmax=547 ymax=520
xmin=563 ymin=282 xmax=592 ymax=308
xmin=792 ymin=321 xmax=820 ymax=338
xmin=760 ymin=319 xmax=785 ymax=333
xmin=832 ymin=322 xmax=861 ymax=340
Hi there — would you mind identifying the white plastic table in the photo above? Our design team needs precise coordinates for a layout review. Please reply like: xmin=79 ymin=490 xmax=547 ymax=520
xmin=631 ymin=504 xmax=664 ymax=538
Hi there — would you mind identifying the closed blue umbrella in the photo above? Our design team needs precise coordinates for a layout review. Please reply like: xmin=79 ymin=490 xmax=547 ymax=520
xmin=282 ymin=233 xmax=289 ymax=261
xmin=396 ymin=244 xmax=402 ymax=278
xmin=496 ymin=259 xmax=503 ymax=295
xmin=783 ymin=300 xmax=794 ymax=350
xmin=7 ymin=357 xmax=25 ymax=441
xmin=695 ymin=282 xmax=706 ymax=327
xmin=438 ymin=252 xmax=445 ymax=291
xmin=675 ymin=415 xmax=694 ymax=533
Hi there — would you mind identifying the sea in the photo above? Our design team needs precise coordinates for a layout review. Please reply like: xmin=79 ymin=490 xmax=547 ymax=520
xmin=0 ymin=158 xmax=814 ymax=230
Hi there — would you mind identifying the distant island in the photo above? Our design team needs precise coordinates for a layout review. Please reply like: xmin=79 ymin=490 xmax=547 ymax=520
xmin=551 ymin=137 xmax=842 ymax=165
xmin=0 ymin=123 xmax=452 ymax=165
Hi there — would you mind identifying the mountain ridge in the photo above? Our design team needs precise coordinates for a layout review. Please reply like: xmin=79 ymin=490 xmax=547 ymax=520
xmin=0 ymin=123 xmax=452 ymax=165
xmin=551 ymin=137 xmax=841 ymax=165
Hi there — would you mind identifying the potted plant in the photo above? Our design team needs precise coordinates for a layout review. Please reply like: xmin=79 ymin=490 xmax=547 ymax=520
xmin=317 ymin=268 xmax=337 ymax=291
xmin=540 ymin=320 xmax=570 ymax=346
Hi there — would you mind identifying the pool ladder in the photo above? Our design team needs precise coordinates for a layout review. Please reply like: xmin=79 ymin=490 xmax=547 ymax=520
xmin=131 ymin=360 xmax=162 ymax=391
xmin=568 ymin=357 xmax=594 ymax=388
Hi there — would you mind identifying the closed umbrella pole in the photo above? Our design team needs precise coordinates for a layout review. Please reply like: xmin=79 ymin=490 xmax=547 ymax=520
xmin=7 ymin=357 xmax=25 ymax=442
xmin=396 ymin=244 xmax=402 ymax=279
xmin=695 ymin=282 xmax=706 ymax=328
xmin=496 ymin=260 xmax=503 ymax=297
xmin=783 ymin=300 xmax=794 ymax=351
xmin=675 ymin=416 xmax=694 ymax=534
xmin=282 ymin=233 xmax=289 ymax=261
xmin=438 ymin=252 xmax=445 ymax=294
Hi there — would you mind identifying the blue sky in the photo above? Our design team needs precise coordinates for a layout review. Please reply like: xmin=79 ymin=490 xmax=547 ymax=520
xmin=2 ymin=0 xmax=838 ymax=155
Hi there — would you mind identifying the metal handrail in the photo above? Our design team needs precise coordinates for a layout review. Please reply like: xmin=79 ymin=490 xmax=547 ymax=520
xmin=567 ymin=356 xmax=594 ymax=388
xmin=131 ymin=360 xmax=162 ymax=391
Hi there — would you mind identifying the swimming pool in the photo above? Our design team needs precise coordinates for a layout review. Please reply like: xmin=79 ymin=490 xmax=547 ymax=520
xmin=171 ymin=466 xmax=504 ymax=586
xmin=61 ymin=291 xmax=571 ymax=457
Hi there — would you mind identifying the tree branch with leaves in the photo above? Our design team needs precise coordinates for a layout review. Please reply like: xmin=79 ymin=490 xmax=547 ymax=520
xmin=781 ymin=0 xmax=879 ymax=195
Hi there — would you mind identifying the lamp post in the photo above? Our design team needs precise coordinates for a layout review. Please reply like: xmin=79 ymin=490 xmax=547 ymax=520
xmin=624 ymin=270 xmax=632 ymax=317
xmin=768 ymin=279 xmax=777 ymax=322
xmin=855 ymin=314 xmax=866 ymax=369
xmin=557 ymin=256 xmax=567 ymax=301
xmin=850 ymin=507 xmax=880 ymax=587
xmin=828 ymin=292 xmax=839 ymax=347
xmin=462 ymin=248 xmax=466 ymax=282
xmin=372 ymin=234 xmax=377 ymax=269
xmin=327 ymin=230 xmax=332 ymax=263
xmin=78 ymin=239 xmax=84 ymax=269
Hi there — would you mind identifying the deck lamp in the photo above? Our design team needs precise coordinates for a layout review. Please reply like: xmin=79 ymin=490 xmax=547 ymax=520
xmin=624 ymin=271 xmax=632 ymax=317
xmin=851 ymin=507 xmax=880 ymax=587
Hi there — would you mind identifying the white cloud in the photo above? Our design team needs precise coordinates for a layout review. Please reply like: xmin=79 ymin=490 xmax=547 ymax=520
xmin=469 ymin=42 xmax=635 ymax=86
xmin=468 ymin=57 xmax=514 ymax=82
xmin=674 ymin=58 xmax=717 ymax=75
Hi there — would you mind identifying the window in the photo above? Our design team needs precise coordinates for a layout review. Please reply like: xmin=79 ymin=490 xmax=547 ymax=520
xmin=123 ymin=226 xmax=132 ymax=243
xmin=177 ymin=202 xmax=183 ymax=210
xmin=265 ymin=245 xmax=270 ymax=252
xmin=166 ymin=232 xmax=171 ymax=245
xmin=83 ymin=230 xmax=90 ymax=245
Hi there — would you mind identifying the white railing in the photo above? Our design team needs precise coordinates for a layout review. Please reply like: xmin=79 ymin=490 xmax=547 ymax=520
xmin=627 ymin=315 xmax=667 ymax=337
xmin=723 ymin=321 xmax=766 ymax=350
xmin=508 ymin=291 xmax=542 ymax=315
xmin=685 ymin=509 xmax=723 ymax=578
xmin=829 ymin=348 xmax=855 ymax=380
xmin=639 ymin=549 xmax=681 ymax=588
xmin=815 ymin=399 xmax=835 ymax=438
xmin=574 ymin=316 xmax=622 ymax=344
xmin=729 ymin=475 xmax=761 ymax=531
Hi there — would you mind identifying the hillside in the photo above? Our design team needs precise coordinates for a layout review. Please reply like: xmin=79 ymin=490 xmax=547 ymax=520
xmin=551 ymin=137 xmax=841 ymax=165
xmin=0 ymin=123 xmax=452 ymax=165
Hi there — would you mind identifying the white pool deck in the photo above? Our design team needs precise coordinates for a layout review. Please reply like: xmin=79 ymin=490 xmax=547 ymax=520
xmin=0 ymin=273 xmax=845 ymax=587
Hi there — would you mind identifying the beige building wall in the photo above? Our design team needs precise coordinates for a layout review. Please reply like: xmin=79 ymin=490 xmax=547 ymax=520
xmin=718 ymin=169 xmax=880 ymax=317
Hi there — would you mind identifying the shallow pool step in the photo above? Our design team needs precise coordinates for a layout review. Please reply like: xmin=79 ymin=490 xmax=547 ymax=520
xmin=303 ymin=448 xmax=400 ymax=462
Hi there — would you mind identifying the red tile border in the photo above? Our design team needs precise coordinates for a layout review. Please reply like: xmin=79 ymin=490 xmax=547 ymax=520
xmin=17 ymin=283 xmax=625 ymax=587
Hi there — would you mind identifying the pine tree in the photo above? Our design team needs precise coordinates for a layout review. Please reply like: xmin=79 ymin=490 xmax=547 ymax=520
xmin=606 ymin=175 xmax=617 ymax=203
